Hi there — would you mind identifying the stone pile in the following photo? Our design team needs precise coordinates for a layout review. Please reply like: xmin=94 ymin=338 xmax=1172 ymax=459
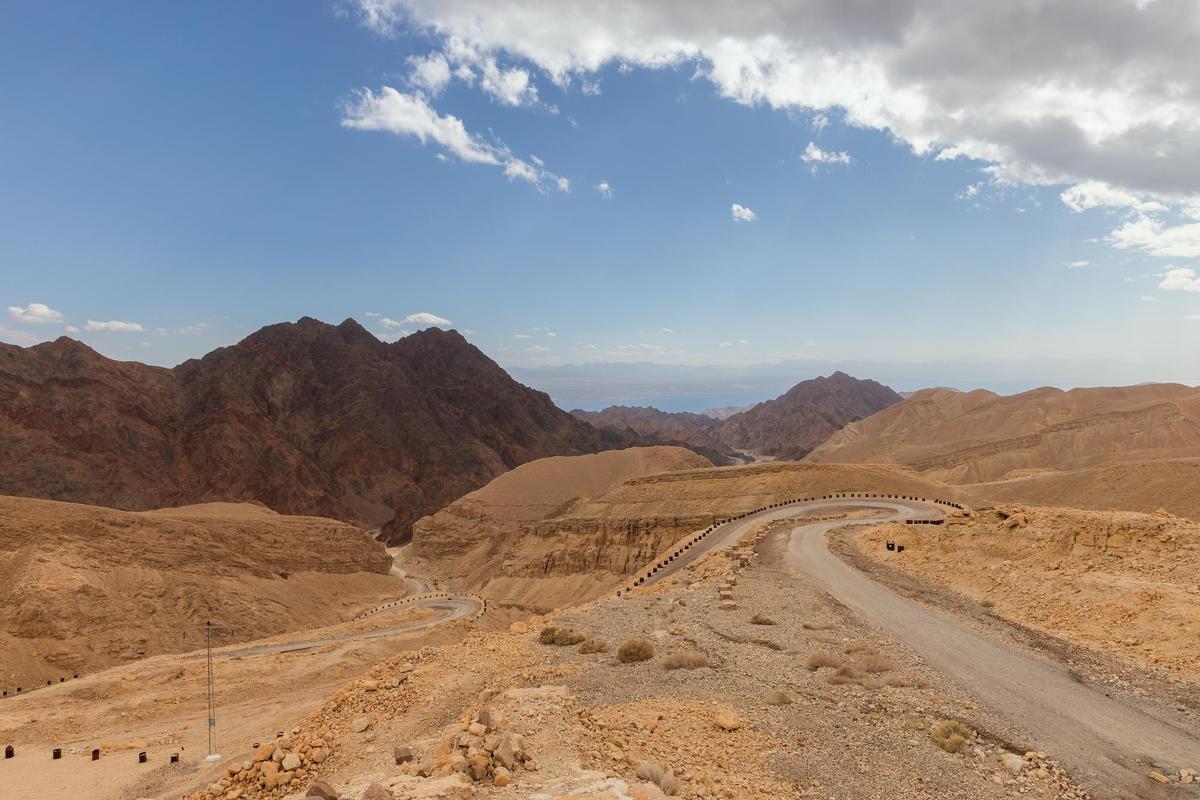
xmin=396 ymin=703 xmax=536 ymax=787
xmin=189 ymin=728 xmax=338 ymax=800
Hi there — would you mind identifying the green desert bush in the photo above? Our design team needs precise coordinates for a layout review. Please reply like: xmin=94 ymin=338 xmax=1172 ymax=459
xmin=617 ymin=638 xmax=656 ymax=663
xmin=539 ymin=626 xmax=585 ymax=646
xmin=931 ymin=720 xmax=974 ymax=753
xmin=862 ymin=654 xmax=894 ymax=674
xmin=662 ymin=651 xmax=710 ymax=670
xmin=806 ymin=651 xmax=842 ymax=671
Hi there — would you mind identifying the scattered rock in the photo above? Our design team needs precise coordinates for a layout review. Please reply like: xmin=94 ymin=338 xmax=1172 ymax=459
xmin=305 ymin=782 xmax=339 ymax=799
xmin=714 ymin=710 xmax=743 ymax=731
xmin=281 ymin=752 xmax=301 ymax=772
xmin=350 ymin=717 xmax=370 ymax=733
xmin=361 ymin=783 xmax=393 ymax=800
xmin=394 ymin=745 xmax=415 ymax=764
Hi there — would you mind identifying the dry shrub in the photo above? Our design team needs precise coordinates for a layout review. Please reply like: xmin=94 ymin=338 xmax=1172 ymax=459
xmin=862 ymin=654 xmax=893 ymax=674
xmin=931 ymin=720 xmax=974 ymax=753
xmin=767 ymin=690 xmax=794 ymax=706
xmin=539 ymin=626 xmax=586 ymax=646
xmin=635 ymin=761 xmax=679 ymax=796
xmin=663 ymin=651 xmax=710 ymax=670
xmin=903 ymin=714 xmax=926 ymax=731
xmin=803 ymin=622 xmax=833 ymax=631
xmin=806 ymin=651 xmax=842 ymax=671
xmin=826 ymin=673 xmax=851 ymax=686
xmin=578 ymin=638 xmax=608 ymax=654
xmin=884 ymin=674 xmax=911 ymax=688
xmin=981 ymin=599 xmax=995 ymax=608
xmin=750 ymin=614 xmax=776 ymax=625
xmin=617 ymin=638 xmax=656 ymax=663
xmin=860 ymin=676 xmax=886 ymax=690
xmin=842 ymin=641 xmax=875 ymax=654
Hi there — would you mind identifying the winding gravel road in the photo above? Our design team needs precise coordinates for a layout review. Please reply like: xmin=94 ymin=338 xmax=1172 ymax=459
xmin=776 ymin=499 xmax=1198 ymax=799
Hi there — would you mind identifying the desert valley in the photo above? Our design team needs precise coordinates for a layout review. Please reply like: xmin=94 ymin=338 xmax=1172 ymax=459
xmin=0 ymin=319 xmax=1197 ymax=800
xmin=5 ymin=3 xmax=1200 ymax=799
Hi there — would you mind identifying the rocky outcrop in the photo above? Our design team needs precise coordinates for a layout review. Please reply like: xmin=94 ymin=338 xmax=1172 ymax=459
xmin=0 ymin=317 xmax=611 ymax=543
xmin=714 ymin=372 xmax=902 ymax=460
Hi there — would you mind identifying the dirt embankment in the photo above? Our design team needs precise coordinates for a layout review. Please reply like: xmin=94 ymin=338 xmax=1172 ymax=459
xmin=856 ymin=505 xmax=1200 ymax=682
xmin=0 ymin=496 xmax=397 ymax=687
xmin=414 ymin=458 xmax=960 ymax=610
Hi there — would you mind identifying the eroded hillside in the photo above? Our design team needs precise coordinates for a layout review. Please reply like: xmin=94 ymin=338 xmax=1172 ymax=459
xmin=0 ymin=496 xmax=395 ymax=687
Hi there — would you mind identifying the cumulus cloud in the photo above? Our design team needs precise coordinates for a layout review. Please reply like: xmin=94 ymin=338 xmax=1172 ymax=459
xmin=1159 ymin=267 xmax=1200 ymax=293
xmin=64 ymin=325 xmax=80 ymax=334
xmin=8 ymin=303 xmax=64 ymax=324
xmin=341 ymin=87 xmax=567 ymax=191
xmin=1107 ymin=215 xmax=1200 ymax=259
xmin=355 ymin=0 xmax=1200 ymax=206
xmin=801 ymin=141 xmax=852 ymax=171
xmin=1068 ymin=260 xmax=1089 ymax=269
xmin=407 ymin=52 xmax=452 ymax=94
xmin=84 ymin=319 xmax=143 ymax=332
xmin=0 ymin=324 xmax=38 ymax=345
xmin=730 ymin=203 xmax=757 ymax=222
xmin=402 ymin=312 xmax=453 ymax=326
xmin=594 ymin=181 xmax=614 ymax=198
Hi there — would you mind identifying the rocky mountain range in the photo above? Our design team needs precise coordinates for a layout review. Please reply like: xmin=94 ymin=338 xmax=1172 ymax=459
xmin=0 ymin=317 xmax=611 ymax=543
xmin=574 ymin=372 xmax=903 ymax=461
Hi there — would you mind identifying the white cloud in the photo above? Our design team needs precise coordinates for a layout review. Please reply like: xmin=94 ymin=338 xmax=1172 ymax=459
xmin=737 ymin=338 xmax=749 ymax=344
xmin=462 ymin=328 xmax=477 ymax=334
xmin=356 ymin=0 xmax=1200 ymax=205
xmin=1107 ymin=216 xmax=1200 ymax=259
xmin=1187 ymin=314 xmax=1200 ymax=320
xmin=661 ymin=327 xmax=673 ymax=334
xmin=1159 ymin=267 xmax=1200 ymax=293
xmin=730 ymin=203 xmax=757 ymax=222
xmin=0 ymin=324 xmax=37 ymax=345
xmin=512 ymin=333 xmax=530 ymax=339
xmin=1140 ymin=295 xmax=1156 ymax=302
xmin=8 ymin=303 xmax=64 ymax=324
xmin=402 ymin=312 xmax=453 ymax=326
xmin=1068 ymin=260 xmax=1089 ymax=269
xmin=379 ymin=317 xmax=404 ymax=328
xmin=407 ymin=52 xmax=452 ymax=95
xmin=810 ymin=112 xmax=829 ymax=132
xmin=64 ymin=325 xmax=80 ymax=334
xmin=1059 ymin=181 xmax=1166 ymax=215
xmin=594 ymin=181 xmax=614 ymax=199
xmin=178 ymin=323 xmax=209 ymax=334
xmin=365 ymin=311 xmax=382 ymax=317
xmin=84 ymin=320 xmax=143 ymax=332
xmin=525 ymin=344 xmax=550 ymax=352
xmin=801 ymin=141 xmax=852 ymax=171
xmin=719 ymin=341 xmax=733 ymax=347
xmin=341 ymin=86 xmax=567 ymax=191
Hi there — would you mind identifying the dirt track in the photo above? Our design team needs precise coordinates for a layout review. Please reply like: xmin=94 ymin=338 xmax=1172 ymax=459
xmin=782 ymin=501 xmax=1199 ymax=799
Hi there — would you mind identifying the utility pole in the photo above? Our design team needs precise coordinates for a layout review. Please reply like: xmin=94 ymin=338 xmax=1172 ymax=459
xmin=204 ymin=620 xmax=221 ymax=762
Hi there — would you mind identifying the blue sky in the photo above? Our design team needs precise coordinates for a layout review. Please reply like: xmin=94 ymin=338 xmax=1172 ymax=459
xmin=2 ymin=2 xmax=1198 ymax=408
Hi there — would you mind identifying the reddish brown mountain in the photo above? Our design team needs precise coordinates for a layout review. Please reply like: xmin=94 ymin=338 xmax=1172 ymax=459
xmin=714 ymin=371 xmax=902 ymax=459
xmin=0 ymin=317 xmax=608 ymax=543
xmin=570 ymin=406 xmax=724 ymax=447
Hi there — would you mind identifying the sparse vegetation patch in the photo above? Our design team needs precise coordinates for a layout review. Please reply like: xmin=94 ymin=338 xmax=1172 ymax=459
xmin=617 ymin=638 xmax=656 ymax=663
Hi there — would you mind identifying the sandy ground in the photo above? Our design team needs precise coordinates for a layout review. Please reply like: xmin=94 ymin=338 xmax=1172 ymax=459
xmin=0 ymin=602 xmax=516 ymax=800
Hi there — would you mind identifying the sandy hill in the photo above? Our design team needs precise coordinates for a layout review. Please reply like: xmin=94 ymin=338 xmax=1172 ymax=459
xmin=714 ymin=371 xmax=902 ymax=459
xmin=0 ymin=317 xmax=610 ymax=544
xmin=858 ymin=504 xmax=1200 ymax=681
xmin=809 ymin=383 xmax=1200 ymax=515
xmin=0 ymin=495 xmax=395 ymax=688
xmin=413 ymin=455 xmax=957 ymax=609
